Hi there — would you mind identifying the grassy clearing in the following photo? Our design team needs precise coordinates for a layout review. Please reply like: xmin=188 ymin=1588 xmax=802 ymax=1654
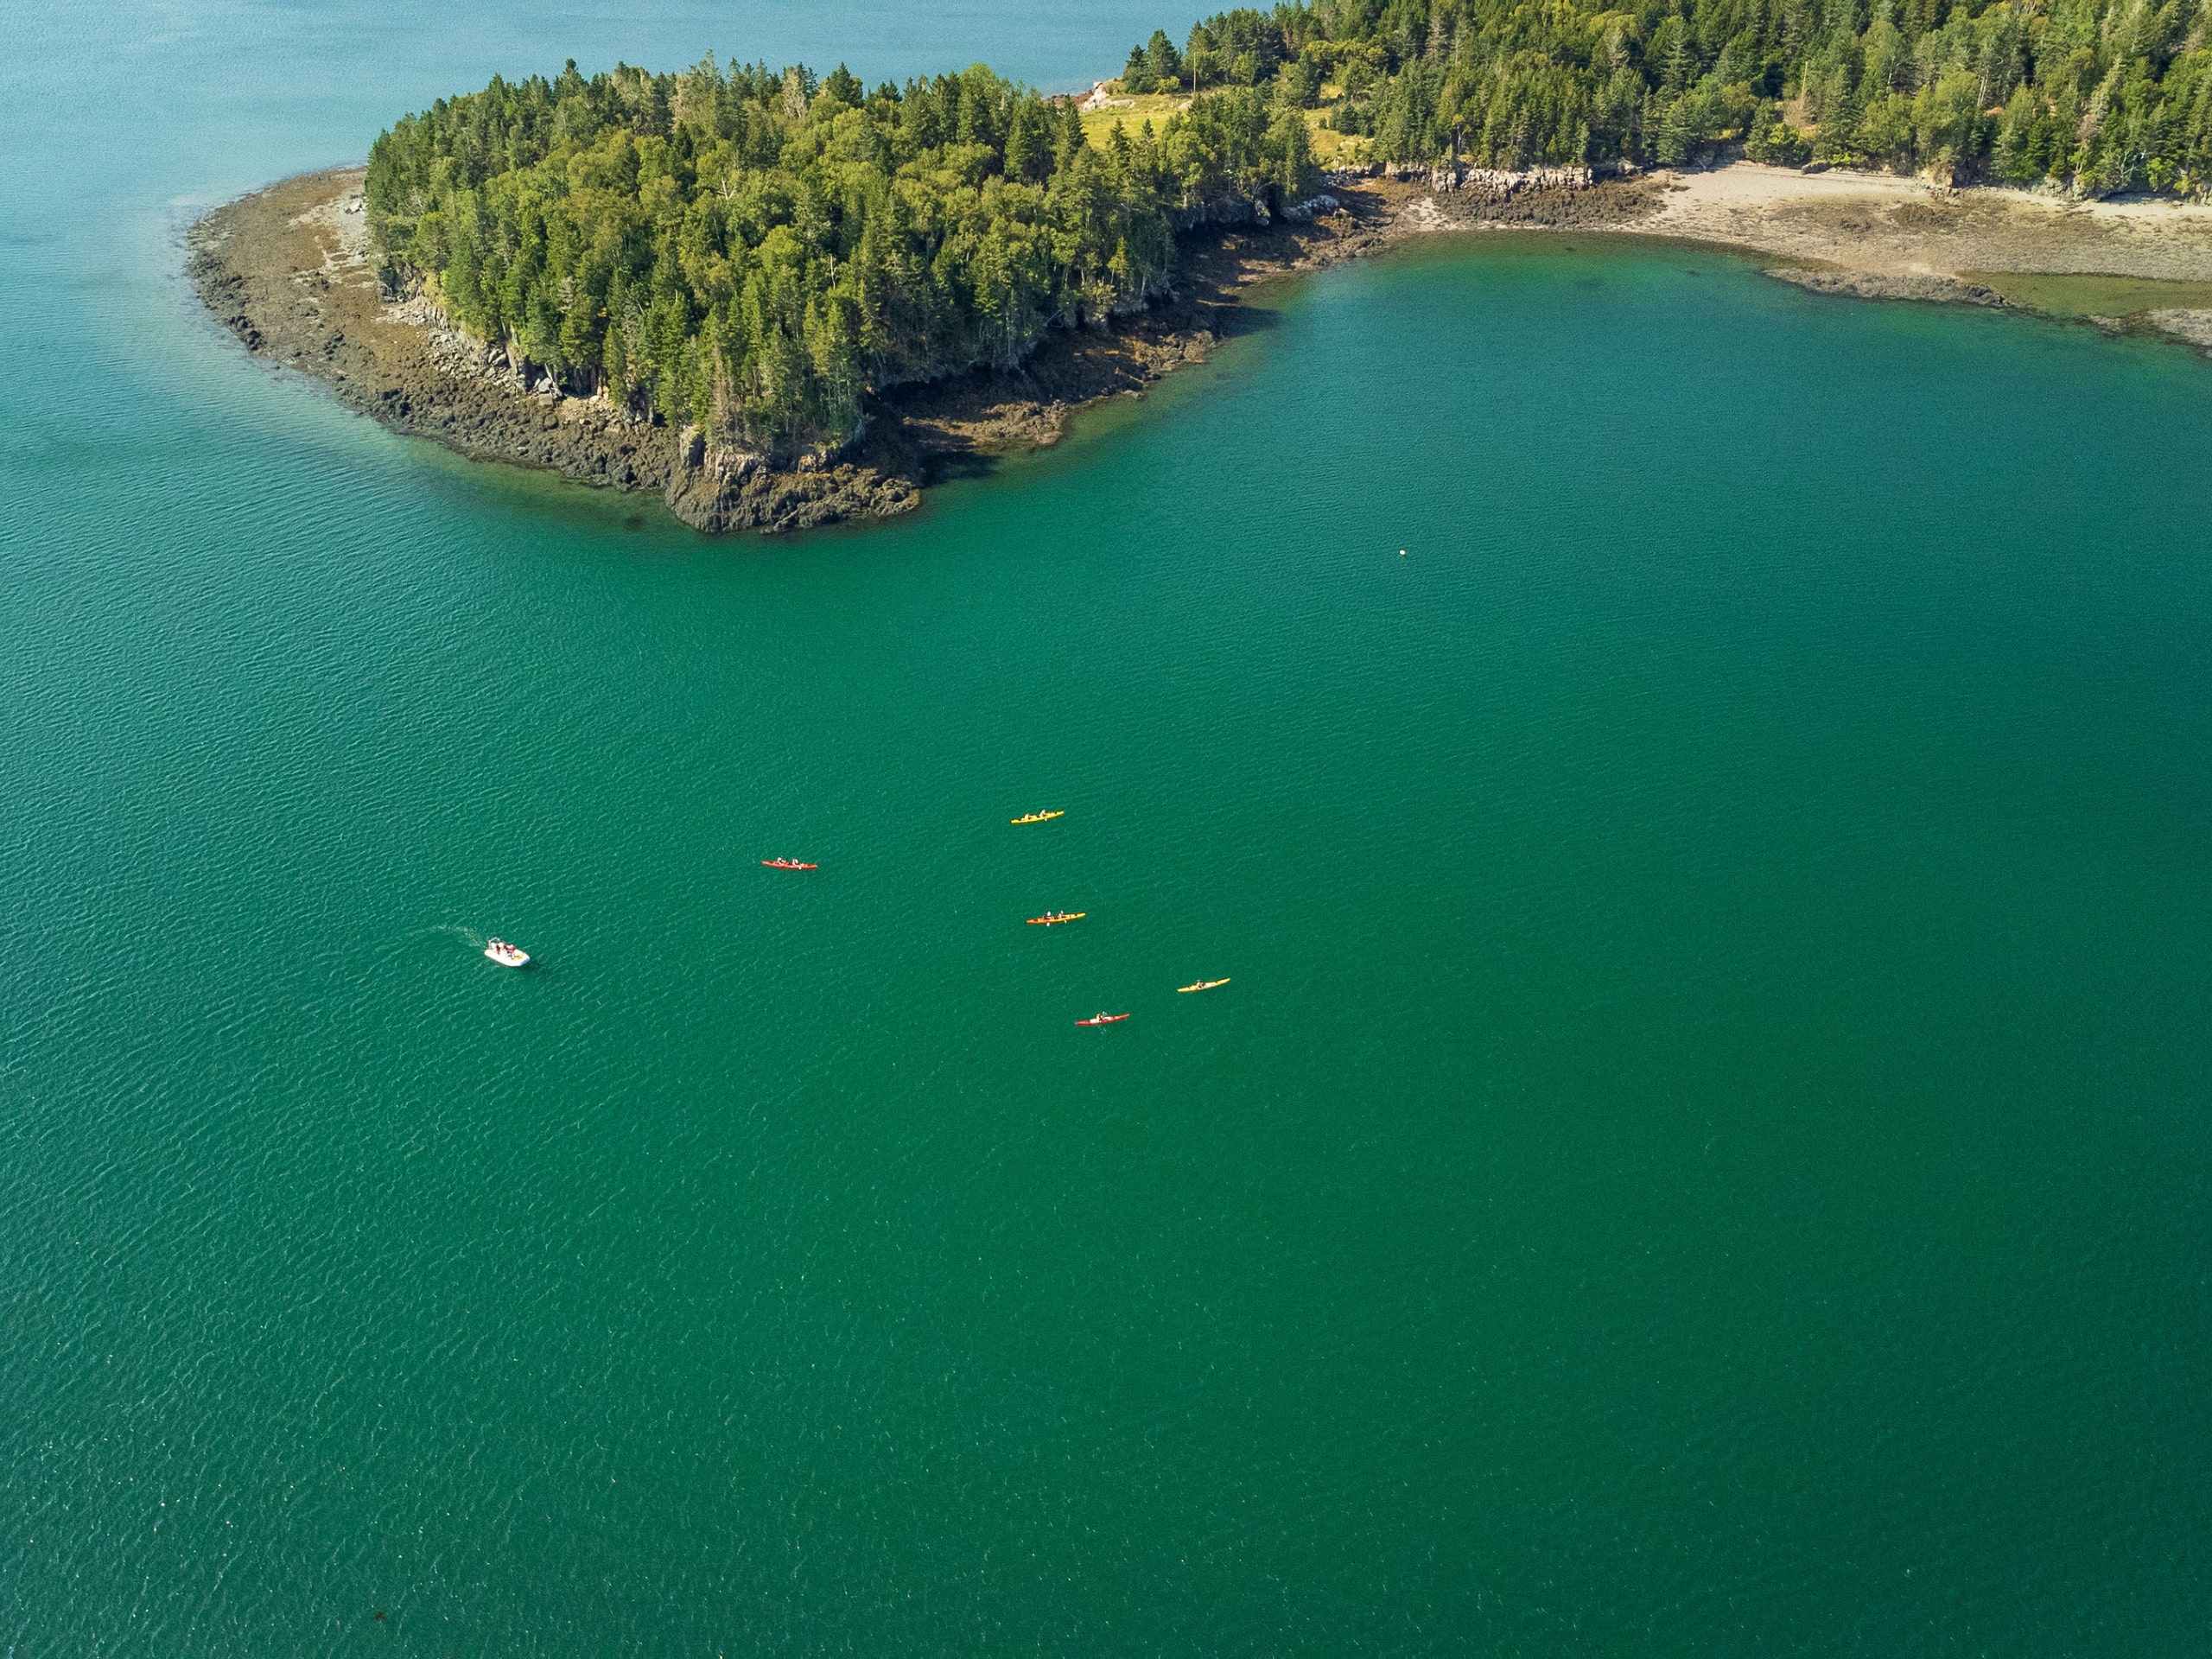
xmin=1077 ymin=92 xmax=1192 ymax=148
xmin=1305 ymin=112 xmax=1364 ymax=164
xmin=1076 ymin=86 xmax=1366 ymax=169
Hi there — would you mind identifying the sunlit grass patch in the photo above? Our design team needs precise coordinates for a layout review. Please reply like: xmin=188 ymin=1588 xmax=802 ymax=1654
xmin=1077 ymin=91 xmax=1191 ymax=147
xmin=1077 ymin=91 xmax=1363 ymax=169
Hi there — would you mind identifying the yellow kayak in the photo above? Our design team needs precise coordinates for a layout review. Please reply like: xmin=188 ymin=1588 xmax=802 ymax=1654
xmin=1177 ymin=977 xmax=1230 ymax=993
xmin=1027 ymin=911 xmax=1085 ymax=925
xmin=1011 ymin=810 xmax=1065 ymax=824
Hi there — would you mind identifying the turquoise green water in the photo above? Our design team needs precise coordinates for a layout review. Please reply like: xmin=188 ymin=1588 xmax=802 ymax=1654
xmin=10 ymin=4 xmax=2212 ymax=1651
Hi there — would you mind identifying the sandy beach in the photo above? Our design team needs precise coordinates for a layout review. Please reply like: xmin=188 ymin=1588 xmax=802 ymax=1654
xmin=1628 ymin=162 xmax=2212 ymax=285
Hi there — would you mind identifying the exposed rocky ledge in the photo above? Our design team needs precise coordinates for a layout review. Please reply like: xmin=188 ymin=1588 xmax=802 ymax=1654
xmin=1327 ymin=160 xmax=1615 ymax=195
xmin=1764 ymin=267 xmax=2009 ymax=307
xmin=663 ymin=423 xmax=918 ymax=534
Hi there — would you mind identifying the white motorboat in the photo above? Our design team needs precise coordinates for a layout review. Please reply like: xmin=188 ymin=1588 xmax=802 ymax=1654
xmin=484 ymin=938 xmax=530 ymax=969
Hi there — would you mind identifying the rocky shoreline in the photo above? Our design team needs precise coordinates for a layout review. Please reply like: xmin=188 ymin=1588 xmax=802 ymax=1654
xmin=184 ymin=166 xmax=1656 ymax=534
xmin=188 ymin=173 xmax=915 ymax=533
xmin=188 ymin=159 xmax=2212 ymax=535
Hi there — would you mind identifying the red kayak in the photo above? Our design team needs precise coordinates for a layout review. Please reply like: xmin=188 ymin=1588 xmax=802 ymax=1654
xmin=1075 ymin=1013 xmax=1131 ymax=1026
xmin=761 ymin=859 xmax=817 ymax=870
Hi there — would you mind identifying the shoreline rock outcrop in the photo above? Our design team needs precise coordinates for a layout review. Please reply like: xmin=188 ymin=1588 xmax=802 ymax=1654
xmin=664 ymin=428 xmax=918 ymax=534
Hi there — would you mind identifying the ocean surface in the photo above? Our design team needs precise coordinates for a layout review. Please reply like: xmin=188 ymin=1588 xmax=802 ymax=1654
xmin=7 ymin=2 xmax=2212 ymax=1651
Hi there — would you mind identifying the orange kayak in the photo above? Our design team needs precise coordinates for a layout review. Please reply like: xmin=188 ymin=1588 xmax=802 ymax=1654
xmin=1075 ymin=1013 xmax=1130 ymax=1026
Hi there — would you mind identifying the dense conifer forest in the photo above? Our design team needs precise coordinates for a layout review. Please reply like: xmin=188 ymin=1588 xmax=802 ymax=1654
xmin=366 ymin=0 xmax=2212 ymax=451
xmin=365 ymin=58 xmax=1315 ymax=456
xmin=1125 ymin=0 xmax=2212 ymax=188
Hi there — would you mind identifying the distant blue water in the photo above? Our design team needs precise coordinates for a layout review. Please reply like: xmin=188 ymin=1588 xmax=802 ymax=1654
xmin=7 ymin=2 xmax=2212 ymax=1652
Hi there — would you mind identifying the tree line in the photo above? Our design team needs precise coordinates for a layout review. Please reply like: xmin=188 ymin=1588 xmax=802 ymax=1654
xmin=366 ymin=58 xmax=1314 ymax=457
xmin=1122 ymin=0 xmax=2212 ymax=190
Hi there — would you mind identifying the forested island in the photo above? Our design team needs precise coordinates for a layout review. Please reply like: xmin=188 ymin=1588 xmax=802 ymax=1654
xmin=185 ymin=0 xmax=2212 ymax=531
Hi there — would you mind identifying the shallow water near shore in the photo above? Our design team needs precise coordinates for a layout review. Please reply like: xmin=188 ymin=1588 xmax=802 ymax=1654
xmin=10 ymin=3 xmax=2212 ymax=1653
xmin=1965 ymin=266 xmax=2212 ymax=316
